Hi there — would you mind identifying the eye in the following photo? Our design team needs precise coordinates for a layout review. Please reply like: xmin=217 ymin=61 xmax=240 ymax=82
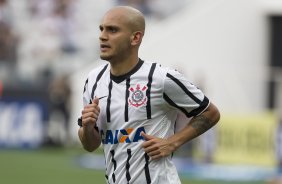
xmin=109 ymin=27 xmax=117 ymax=33
xmin=99 ymin=25 xmax=103 ymax=32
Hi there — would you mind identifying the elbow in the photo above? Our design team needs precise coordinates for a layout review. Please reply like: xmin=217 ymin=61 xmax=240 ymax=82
xmin=82 ymin=140 xmax=101 ymax=152
xmin=214 ymin=110 xmax=220 ymax=125
xmin=82 ymin=141 xmax=101 ymax=152
xmin=208 ymin=102 xmax=221 ymax=126
xmin=83 ymin=145 xmax=96 ymax=152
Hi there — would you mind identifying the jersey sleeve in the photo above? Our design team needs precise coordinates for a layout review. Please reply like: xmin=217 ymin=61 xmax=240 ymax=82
xmin=163 ymin=69 xmax=210 ymax=118
xmin=78 ymin=78 xmax=91 ymax=127
xmin=83 ymin=78 xmax=91 ymax=106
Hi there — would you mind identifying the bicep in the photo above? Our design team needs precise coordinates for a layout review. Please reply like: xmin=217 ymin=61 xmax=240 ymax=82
xmin=163 ymin=70 xmax=209 ymax=118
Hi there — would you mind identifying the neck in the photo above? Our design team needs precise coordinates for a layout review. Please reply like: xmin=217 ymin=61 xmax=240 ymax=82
xmin=110 ymin=56 xmax=139 ymax=76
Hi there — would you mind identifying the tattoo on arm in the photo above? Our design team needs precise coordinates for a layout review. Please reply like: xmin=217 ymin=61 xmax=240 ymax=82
xmin=190 ymin=115 xmax=213 ymax=136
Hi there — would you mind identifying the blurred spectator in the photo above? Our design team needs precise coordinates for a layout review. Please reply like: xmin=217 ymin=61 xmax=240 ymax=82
xmin=53 ymin=0 xmax=79 ymax=54
xmin=27 ymin=0 xmax=79 ymax=67
xmin=46 ymin=74 xmax=72 ymax=146
xmin=29 ymin=0 xmax=55 ymax=19
xmin=0 ymin=21 xmax=18 ymax=63
xmin=0 ymin=0 xmax=17 ymax=66
xmin=0 ymin=21 xmax=18 ymax=82
xmin=48 ymin=74 xmax=71 ymax=125
xmin=0 ymin=0 xmax=12 ymax=24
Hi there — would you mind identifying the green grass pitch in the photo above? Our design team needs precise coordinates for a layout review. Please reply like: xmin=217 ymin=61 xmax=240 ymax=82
xmin=0 ymin=148 xmax=265 ymax=184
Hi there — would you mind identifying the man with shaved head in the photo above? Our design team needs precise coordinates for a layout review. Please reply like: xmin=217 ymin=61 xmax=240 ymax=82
xmin=78 ymin=6 xmax=220 ymax=184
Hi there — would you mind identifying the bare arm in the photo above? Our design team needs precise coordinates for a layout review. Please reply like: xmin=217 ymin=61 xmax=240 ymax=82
xmin=142 ymin=102 xmax=220 ymax=160
xmin=78 ymin=98 xmax=102 ymax=152
xmin=169 ymin=102 xmax=220 ymax=148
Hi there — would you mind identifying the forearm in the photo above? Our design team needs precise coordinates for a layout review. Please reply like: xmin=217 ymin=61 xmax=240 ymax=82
xmin=141 ymin=103 xmax=219 ymax=160
xmin=168 ymin=103 xmax=220 ymax=150
xmin=78 ymin=126 xmax=101 ymax=152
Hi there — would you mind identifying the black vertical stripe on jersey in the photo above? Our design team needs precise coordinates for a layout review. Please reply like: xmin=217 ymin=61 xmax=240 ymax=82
xmin=104 ymin=152 xmax=110 ymax=184
xmin=166 ymin=73 xmax=202 ymax=104
xmin=83 ymin=78 xmax=88 ymax=93
xmin=107 ymin=80 xmax=113 ymax=122
xmin=110 ymin=150 xmax=117 ymax=183
xmin=90 ymin=64 xmax=108 ymax=100
xmin=126 ymin=149 xmax=132 ymax=183
xmin=146 ymin=63 xmax=156 ymax=119
xmin=125 ymin=78 xmax=130 ymax=122
xmin=144 ymin=153 xmax=151 ymax=184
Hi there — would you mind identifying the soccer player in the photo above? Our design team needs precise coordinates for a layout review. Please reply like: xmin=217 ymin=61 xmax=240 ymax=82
xmin=78 ymin=6 xmax=220 ymax=184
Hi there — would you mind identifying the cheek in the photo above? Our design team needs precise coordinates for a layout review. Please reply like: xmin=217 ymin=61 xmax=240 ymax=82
xmin=111 ymin=35 xmax=131 ymax=54
xmin=118 ymin=39 xmax=131 ymax=51
xmin=112 ymin=42 xmax=128 ymax=53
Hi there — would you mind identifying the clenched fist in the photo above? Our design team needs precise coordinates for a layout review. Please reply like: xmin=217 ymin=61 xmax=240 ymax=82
xmin=81 ymin=98 xmax=100 ymax=128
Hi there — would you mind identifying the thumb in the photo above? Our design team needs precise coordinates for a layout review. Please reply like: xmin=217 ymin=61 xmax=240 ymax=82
xmin=92 ymin=97 xmax=99 ymax=105
xmin=141 ymin=132 xmax=154 ymax=141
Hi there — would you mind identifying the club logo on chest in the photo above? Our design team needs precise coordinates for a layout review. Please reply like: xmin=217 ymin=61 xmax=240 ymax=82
xmin=128 ymin=84 xmax=147 ymax=108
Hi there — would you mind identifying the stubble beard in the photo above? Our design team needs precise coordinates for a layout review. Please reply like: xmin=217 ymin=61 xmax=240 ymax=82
xmin=100 ymin=53 xmax=112 ymax=61
xmin=100 ymin=44 xmax=128 ymax=63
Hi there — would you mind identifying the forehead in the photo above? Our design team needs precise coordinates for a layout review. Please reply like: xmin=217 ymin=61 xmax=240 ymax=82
xmin=101 ymin=9 xmax=129 ymax=27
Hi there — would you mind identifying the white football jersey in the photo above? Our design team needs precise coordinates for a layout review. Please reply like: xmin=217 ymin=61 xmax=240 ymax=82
xmin=79 ymin=59 xmax=210 ymax=184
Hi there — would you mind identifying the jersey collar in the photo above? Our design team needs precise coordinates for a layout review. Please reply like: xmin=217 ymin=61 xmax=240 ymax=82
xmin=110 ymin=58 xmax=144 ymax=83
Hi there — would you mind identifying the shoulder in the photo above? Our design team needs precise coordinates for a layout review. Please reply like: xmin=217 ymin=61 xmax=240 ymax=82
xmin=142 ymin=60 xmax=168 ymax=73
xmin=142 ymin=59 xmax=178 ymax=78
xmin=87 ymin=62 xmax=109 ymax=81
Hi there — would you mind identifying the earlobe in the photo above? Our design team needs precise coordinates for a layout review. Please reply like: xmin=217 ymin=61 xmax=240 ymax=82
xmin=130 ymin=34 xmax=136 ymax=43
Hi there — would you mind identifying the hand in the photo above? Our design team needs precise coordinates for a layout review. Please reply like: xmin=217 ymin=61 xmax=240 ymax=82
xmin=81 ymin=98 xmax=100 ymax=128
xmin=141 ymin=132 xmax=176 ymax=160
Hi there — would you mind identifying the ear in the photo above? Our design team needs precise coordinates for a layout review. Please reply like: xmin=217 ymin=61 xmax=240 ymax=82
xmin=131 ymin=31 xmax=143 ymax=46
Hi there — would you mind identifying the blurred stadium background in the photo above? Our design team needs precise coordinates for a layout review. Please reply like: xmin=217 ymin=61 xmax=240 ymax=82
xmin=1 ymin=0 xmax=282 ymax=183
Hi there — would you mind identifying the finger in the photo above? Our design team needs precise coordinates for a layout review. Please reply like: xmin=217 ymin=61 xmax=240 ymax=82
xmin=146 ymin=150 xmax=161 ymax=157
xmin=82 ymin=117 xmax=96 ymax=126
xmin=82 ymin=116 xmax=96 ymax=122
xmin=142 ymin=140 xmax=154 ymax=148
xmin=82 ymin=112 xmax=99 ymax=123
xmin=84 ymin=103 xmax=100 ymax=110
xmin=82 ymin=107 xmax=100 ymax=115
xmin=150 ymin=154 xmax=162 ymax=160
xmin=141 ymin=132 xmax=154 ymax=141
xmin=92 ymin=97 xmax=99 ymax=105
xmin=143 ymin=145 xmax=158 ymax=153
xmin=82 ymin=110 xmax=99 ymax=120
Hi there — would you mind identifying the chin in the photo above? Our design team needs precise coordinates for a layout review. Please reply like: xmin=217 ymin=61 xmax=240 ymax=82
xmin=100 ymin=54 xmax=112 ymax=61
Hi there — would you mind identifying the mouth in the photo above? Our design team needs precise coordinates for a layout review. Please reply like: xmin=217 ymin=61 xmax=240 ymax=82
xmin=100 ymin=44 xmax=111 ymax=52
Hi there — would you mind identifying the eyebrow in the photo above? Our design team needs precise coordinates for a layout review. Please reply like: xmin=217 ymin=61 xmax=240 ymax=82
xmin=99 ymin=24 xmax=119 ymax=29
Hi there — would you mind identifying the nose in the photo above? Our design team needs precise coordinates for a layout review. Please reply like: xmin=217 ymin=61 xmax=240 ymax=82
xmin=99 ymin=30 xmax=107 ymax=41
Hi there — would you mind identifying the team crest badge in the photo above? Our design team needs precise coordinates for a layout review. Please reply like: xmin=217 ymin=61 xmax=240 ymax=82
xmin=128 ymin=84 xmax=147 ymax=108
